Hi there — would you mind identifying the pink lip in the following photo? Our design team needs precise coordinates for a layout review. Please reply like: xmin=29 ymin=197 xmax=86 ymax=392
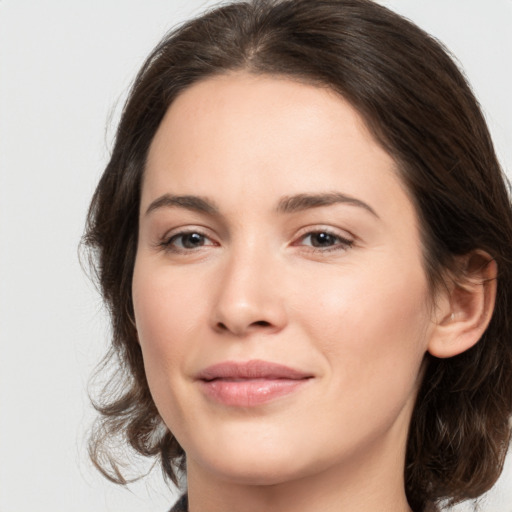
xmin=196 ymin=360 xmax=313 ymax=407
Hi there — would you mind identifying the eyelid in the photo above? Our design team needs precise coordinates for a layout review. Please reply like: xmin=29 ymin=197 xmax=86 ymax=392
xmin=157 ymin=225 xmax=219 ymax=252
xmin=291 ymin=225 xmax=355 ymax=251
xmin=154 ymin=224 xmax=354 ymax=254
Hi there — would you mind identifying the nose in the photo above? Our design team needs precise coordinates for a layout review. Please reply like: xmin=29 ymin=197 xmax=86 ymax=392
xmin=211 ymin=245 xmax=288 ymax=337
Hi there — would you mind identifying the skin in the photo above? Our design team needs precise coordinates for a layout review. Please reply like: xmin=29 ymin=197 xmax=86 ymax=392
xmin=132 ymin=73 xmax=495 ymax=512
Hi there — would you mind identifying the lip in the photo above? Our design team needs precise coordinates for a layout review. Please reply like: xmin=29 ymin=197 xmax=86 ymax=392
xmin=196 ymin=360 xmax=313 ymax=407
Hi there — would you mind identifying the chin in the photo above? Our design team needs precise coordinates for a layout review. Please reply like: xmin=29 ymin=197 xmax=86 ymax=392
xmin=187 ymin=436 xmax=330 ymax=487
xmin=201 ymin=457 xmax=309 ymax=486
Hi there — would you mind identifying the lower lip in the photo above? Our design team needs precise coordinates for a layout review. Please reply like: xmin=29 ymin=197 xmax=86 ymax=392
xmin=199 ymin=378 xmax=310 ymax=407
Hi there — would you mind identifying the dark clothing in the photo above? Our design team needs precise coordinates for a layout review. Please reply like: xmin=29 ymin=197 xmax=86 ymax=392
xmin=169 ymin=494 xmax=188 ymax=512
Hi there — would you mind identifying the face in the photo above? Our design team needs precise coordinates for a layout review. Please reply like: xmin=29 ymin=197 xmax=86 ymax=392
xmin=133 ymin=73 xmax=436 ymax=487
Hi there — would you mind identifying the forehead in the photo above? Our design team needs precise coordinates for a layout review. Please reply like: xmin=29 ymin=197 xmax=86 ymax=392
xmin=147 ymin=72 xmax=384 ymax=173
xmin=143 ymin=72 xmax=414 ymax=225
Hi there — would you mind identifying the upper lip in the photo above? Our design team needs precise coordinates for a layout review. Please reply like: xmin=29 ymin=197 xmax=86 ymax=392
xmin=196 ymin=360 xmax=313 ymax=381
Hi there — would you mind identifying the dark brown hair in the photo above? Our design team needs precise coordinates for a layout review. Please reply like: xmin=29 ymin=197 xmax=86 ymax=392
xmin=83 ymin=1 xmax=512 ymax=510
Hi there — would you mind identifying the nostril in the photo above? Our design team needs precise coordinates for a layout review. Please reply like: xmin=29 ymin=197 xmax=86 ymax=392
xmin=217 ymin=322 xmax=229 ymax=331
xmin=216 ymin=319 xmax=271 ymax=333
xmin=252 ymin=320 xmax=271 ymax=327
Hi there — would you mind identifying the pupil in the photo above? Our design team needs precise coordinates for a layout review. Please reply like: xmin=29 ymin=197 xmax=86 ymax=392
xmin=183 ymin=233 xmax=204 ymax=248
xmin=312 ymin=232 xmax=334 ymax=247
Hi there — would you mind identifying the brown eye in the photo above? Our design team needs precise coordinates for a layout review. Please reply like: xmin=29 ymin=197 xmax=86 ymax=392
xmin=299 ymin=231 xmax=352 ymax=250
xmin=309 ymin=232 xmax=338 ymax=247
xmin=178 ymin=232 xmax=206 ymax=249
xmin=164 ymin=231 xmax=214 ymax=251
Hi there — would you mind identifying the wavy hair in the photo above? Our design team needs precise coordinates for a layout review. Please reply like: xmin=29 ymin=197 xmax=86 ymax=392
xmin=83 ymin=1 xmax=512 ymax=510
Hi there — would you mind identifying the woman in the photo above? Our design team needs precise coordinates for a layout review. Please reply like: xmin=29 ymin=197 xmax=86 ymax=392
xmin=83 ymin=0 xmax=512 ymax=511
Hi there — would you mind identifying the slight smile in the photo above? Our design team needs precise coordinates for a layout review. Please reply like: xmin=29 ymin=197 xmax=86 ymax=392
xmin=196 ymin=360 xmax=314 ymax=407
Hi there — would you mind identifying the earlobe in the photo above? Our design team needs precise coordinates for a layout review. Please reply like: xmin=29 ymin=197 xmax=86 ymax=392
xmin=427 ymin=251 xmax=497 ymax=359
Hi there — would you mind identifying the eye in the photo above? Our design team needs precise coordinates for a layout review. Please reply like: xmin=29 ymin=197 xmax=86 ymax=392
xmin=296 ymin=230 xmax=353 ymax=251
xmin=160 ymin=230 xmax=216 ymax=252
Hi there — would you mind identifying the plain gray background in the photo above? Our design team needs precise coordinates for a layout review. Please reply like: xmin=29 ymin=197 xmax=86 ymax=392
xmin=1 ymin=1 xmax=511 ymax=511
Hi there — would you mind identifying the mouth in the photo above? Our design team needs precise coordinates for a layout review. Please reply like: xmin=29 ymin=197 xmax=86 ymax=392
xmin=196 ymin=360 xmax=314 ymax=407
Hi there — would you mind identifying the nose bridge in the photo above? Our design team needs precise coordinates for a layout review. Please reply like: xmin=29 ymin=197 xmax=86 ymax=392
xmin=212 ymin=233 xmax=286 ymax=335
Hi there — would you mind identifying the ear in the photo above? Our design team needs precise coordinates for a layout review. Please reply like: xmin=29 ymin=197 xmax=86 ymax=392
xmin=428 ymin=251 xmax=497 ymax=359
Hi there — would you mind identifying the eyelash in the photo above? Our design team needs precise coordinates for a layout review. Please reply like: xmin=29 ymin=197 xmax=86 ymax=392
xmin=158 ymin=229 xmax=215 ymax=254
xmin=295 ymin=229 xmax=354 ymax=253
xmin=158 ymin=228 xmax=354 ymax=254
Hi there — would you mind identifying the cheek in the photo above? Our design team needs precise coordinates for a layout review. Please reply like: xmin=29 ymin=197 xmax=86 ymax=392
xmin=132 ymin=261 xmax=212 ymax=434
xmin=295 ymin=259 xmax=431 ymax=400
xmin=132 ymin=263 xmax=203 ymax=388
xmin=133 ymin=259 xmax=206 ymax=339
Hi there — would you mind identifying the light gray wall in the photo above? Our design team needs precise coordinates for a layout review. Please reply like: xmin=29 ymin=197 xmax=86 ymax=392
xmin=0 ymin=1 xmax=510 ymax=511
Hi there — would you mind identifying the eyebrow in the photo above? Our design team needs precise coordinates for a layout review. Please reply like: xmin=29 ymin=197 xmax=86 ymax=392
xmin=276 ymin=192 xmax=379 ymax=218
xmin=145 ymin=192 xmax=378 ymax=218
xmin=145 ymin=194 xmax=219 ymax=216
